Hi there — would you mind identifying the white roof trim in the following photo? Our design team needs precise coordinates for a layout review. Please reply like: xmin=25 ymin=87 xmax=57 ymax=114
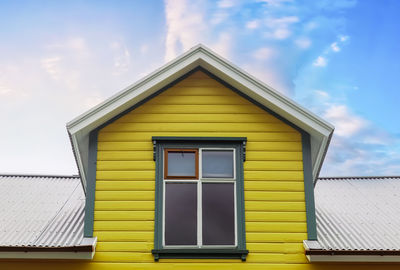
xmin=0 ymin=251 xmax=94 ymax=260
xmin=303 ymin=240 xmax=400 ymax=262
xmin=306 ymin=255 xmax=400 ymax=263
xmin=67 ymin=44 xmax=334 ymax=191
xmin=0 ymin=237 xmax=97 ymax=260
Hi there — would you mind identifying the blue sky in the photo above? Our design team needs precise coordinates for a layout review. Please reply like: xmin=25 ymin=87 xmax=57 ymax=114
xmin=0 ymin=0 xmax=399 ymax=176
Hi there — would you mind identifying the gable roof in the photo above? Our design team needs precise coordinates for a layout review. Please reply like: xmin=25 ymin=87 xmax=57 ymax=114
xmin=67 ymin=44 xmax=334 ymax=191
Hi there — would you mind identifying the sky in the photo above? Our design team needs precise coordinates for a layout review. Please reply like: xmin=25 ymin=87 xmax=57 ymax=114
xmin=0 ymin=0 xmax=399 ymax=177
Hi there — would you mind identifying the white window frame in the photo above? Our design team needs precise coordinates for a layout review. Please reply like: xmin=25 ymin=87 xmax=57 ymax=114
xmin=162 ymin=147 xmax=237 ymax=249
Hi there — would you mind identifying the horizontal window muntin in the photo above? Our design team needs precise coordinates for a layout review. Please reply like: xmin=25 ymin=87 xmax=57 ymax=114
xmin=162 ymin=147 xmax=237 ymax=248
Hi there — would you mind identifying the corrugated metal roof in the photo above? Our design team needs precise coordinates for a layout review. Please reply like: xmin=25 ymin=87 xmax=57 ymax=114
xmin=315 ymin=176 xmax=400 ymax=251
xmin=0 ymin=174 xmax=85 ymax=248
xmin=2 ymin=173 xmax=399 ymax=252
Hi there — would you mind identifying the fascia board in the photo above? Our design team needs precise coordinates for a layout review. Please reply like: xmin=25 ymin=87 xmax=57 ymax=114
xmin=70 ymin=133 xmax=87 ymax=191
xmin=307 ymin=255 xmax=400 ymax=263
xmin=0 ymin=237 xmax=97 ymax=260
xmin=0 ymin=251 xmax=94 ymax=260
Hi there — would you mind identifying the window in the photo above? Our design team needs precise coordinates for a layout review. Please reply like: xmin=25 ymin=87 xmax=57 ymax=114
xmin=152 ymin=137 xmax=248 ymax=261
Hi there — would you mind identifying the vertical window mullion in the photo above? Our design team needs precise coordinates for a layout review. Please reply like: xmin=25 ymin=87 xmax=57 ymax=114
xmin=198 ymin=149 xmax=203 ymax=247
xmin=198 ymin=181 xmax=202 ymax=247
xmin=162 ymin=179 xmax=165 ymax=247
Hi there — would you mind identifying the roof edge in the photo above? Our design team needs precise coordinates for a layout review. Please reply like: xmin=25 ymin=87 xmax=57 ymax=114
xmin=303 ymin=241 xmax=400 ymax=262
xmin=0 ymin=173 xmax=80 ymax=178
xmin=306 ymin=250 xmax=400 ymax=256
xmin=0 ymin=245 xmax=92 ymax=252
xmin=318 ymin=176 xmax=400 ymax=180
xmin=0 ymin=237 xmax=97 ymax=260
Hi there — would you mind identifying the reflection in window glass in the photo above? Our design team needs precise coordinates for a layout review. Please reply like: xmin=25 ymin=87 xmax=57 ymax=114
xmin=202 ymin=150 xmax=234 ymax=178
xmin=167 ymin=151 xmax=196 ymax=177
xmin=202 ymin=183 xmax=235 ymax=245
xmin=165 ymin=183 xmax=197 ymax=245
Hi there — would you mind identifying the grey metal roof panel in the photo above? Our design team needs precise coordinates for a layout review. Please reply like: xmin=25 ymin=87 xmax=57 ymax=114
xmin=0 ymin=174 xmax=84 ymax=248
xmin=315 ymin=176 xmax=400 ymax=251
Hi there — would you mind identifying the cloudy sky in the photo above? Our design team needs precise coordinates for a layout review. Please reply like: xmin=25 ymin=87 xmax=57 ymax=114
xmin=1 ymin=0 xmax=399 ymax=176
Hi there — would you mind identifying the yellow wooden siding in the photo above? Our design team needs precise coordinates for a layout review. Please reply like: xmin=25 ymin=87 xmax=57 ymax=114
xmin=1 ymin=262 xmax=400 ymax=270
xmin=91 ymin=70 xmax=309 ymax=267
xmin=0 ymin=74 xmax=398 ymax=270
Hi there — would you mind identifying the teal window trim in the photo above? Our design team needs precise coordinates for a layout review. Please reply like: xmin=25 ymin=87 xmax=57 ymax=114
xmin=152 ymin=137 xmax=248 ymax=261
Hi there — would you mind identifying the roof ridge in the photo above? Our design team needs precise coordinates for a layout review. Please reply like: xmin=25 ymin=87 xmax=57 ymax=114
xmin=318 ymin=176 xmax=400 ymax=180
xmin=0 ymin=173 xmax=80 ymax=178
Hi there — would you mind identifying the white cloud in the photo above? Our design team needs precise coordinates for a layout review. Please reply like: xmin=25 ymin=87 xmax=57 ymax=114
xmin=164 ymin=0 xmax=206 ymax=61
xmin=304 ymin=21 xmax=318 ymax=31
xmin=331 ymin=42 xmax=340 ymax=52
xmin=46 ymin=37 xmax=89 ymax=56
xmin=110 ymin=42 xmax=131 ymax=75
xmin=264 ymin=16 xmax=299 ymax=40
xmin=272 ymin=28 xmax=292 ymax=39
xmin=252 ymin=47 xmax=276 ymax=61
xmin=339 ymin=35 xmax=349 ymax=42
xmin=0 ymin=86 xmax=12 ymax=95
xmin=295 ymin=37 xmax=311 ymax=49
xmin=246 ymin=20 xmax=260 ymax=29
xmin=211 ymin=32 xmax=233 ymax=59
xmin=242 ymin=62 xmax=292 ymax=95
xmin=217 ymin=0 xmax=237 ymax=8
xmin=41 ymin=56 xmax=62 ymax=79
xmin=257 ymin=0 xmax=293 ymax=6
xmin=313 ymin=56 xmax=327 ymax=67
xmin=269 ymin=16 xmax=299 ymax=25
xmin=324 ymin=105 xmax=367 ymax=137
xmin=140 ymin=44 xmax=149 ymax=54
xmin=211 ymin=11 xmax=229 ymax=25
xmin=314 ymin=90 xmax=330 ymax=98
xmin=65 ymin=37 xmax=87 ymax=51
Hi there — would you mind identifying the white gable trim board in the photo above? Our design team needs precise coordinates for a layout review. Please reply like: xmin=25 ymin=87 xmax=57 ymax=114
xmin=67 ymin=44 xmax=334 ymax=192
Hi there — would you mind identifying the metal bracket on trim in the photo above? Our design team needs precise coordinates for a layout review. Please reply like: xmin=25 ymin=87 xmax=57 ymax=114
xmin=242 ymin=141 xmax=246 ymax=162
xmin=153 ymin=140 xmax=157 ymax=161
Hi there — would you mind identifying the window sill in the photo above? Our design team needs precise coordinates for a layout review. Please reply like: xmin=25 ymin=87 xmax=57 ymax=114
xmin=151 ymin=248 xmax=249 ymax=261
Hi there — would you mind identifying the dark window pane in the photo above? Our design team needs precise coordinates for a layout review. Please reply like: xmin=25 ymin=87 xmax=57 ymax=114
xmin=165 ymin=183 xmax=197 ymax=245
xmin=202 ymin=183 xmax=235 ymax=245
xmin=167 ymin=151 xmax=196 ymax=177
xmin=202 ymin=150 xmax=234 ymax=178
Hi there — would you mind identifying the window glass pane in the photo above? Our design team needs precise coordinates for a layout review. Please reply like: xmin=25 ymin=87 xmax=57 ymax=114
xmin=167 ymin=151 xmax=196 ymax=177
xmin=202 ymin=150 xmax=234 ymax=178
xmin=202 ymin=183 xmax=235 ymax=245
xmin=165 ymin=183 xmax=197 ymax=245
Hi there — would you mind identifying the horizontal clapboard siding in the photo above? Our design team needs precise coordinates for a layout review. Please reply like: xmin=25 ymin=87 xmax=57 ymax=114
xmin=0 ymin=262 xmax=396 ymax=270
xmin=93 ymin=70 xmax=307 ymax=266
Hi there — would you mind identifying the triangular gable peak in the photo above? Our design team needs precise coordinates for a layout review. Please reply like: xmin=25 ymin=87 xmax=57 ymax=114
xmin=67 ymin=44 xmax=334 ymax=192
